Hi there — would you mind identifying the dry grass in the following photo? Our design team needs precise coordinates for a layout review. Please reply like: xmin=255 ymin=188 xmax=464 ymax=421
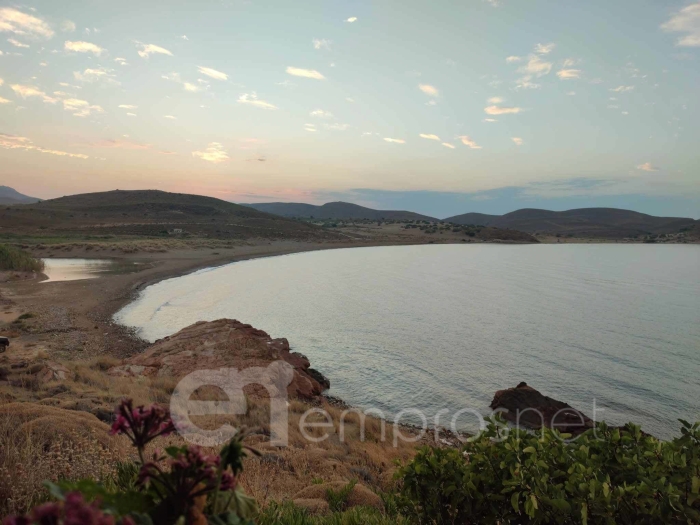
xmin=0 ymin=364 xmax=420 ymax=516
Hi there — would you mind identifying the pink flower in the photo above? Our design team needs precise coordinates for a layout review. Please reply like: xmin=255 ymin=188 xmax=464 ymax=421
xmin=110 ymin=399 xmax=175 ymax=449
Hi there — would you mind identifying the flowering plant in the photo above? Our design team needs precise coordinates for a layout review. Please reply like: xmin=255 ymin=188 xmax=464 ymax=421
xmin=3 ymin=399 xmax=259 ymax=525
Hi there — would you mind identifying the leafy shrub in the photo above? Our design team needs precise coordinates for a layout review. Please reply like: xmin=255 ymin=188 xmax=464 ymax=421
xmin=0 ymin=245 xmax=44 ymax=272
xmin=326 ymin=480 xmax=357 ymax=512
xmin=397 ymin=416 xmax=700 ymax=524
xmin=3 ymin=399 xmax=259 ymax=525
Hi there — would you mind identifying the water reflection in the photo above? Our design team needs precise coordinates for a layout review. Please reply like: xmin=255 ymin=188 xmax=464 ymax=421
xmin=41 ymin=258 xmax=144 ymax=282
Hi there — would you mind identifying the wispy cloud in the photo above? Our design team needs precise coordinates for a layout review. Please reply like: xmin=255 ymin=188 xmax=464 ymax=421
xmin=506 ymin=56 xmax=522 ymax=63
xmin=0 ymin=133 xmax=88 ymax=159
xmin=661 ymin=3 xmax=700 ymax=47
xmin=518 ymin=55 xmax=553 ymax=76
xmin=10 ymin=84 xmax=57 ymax=104
xmin=325 ymin=123 xmax=349 ymax=130
xmin=7 ymin=38 xmax=28 ymax=48
xmin=65 ymin=40 xmax=104 ymax=55
xmin=164 ymin=115 xmax=177 ymax=120
xmin=346 ymin=17 xmax=357 ymax=23
xmin=418 ymin=84 xmax=439 ymax=96
xmin=118 ymin=104 xmax=137 ymax=109
xmin=557 ymin=69 xmax=581 ymax=79
xmin=197 ymin=66 xmax=227 ymax=80
xmin=237 ymin=93 xmax=277 ymax=109
xmin=383 ymin=138 xmax=405 ymax=144
xmin=88 ymin=139 xmax=151 ymax=150
xmin=183 ymin=82 xmax=201 ymax=92
xmin=512 ymin=137 xmax=524 ymax=146
xmin=487 ymin=96 xmax=504 ymax=104
xmin=419 ymin=133 xmax=440 ymax=140
xmin=286 ymin=66 xmax=325 ymax=80
xmin=534 ymin=42 xmax=555 ymax=54
xmin=310 ymin=109 xmax=333 ymax=118
xmin=610 ymin=85 xmax=634 ymax=93
xmin=63 ymin=98 xmax=104 ymax=117
xmin=0 ymin=97 xmax=10 ymax=104
xmin=74 ymin=67 xmax=116 ymax=83
xmin=637 ymin=162 xmax=659 ymax=172
xmin=304 ymin=123 xmax=317 ymax=132
xmin=484 ymin=105 xmax=522 ymax=115
xmin=458 ymin=136 xmax=482 ymax=149
xmin=442 ymin=142 xmax=455 ymax=149
xmin=0 ymin=8 xmax=54 ymax=39
xmin=192 ymin=142 xmax=229 ymax=163
xmin=60 ymin=20 xmax=75 ymax=32
xmin=312 ymin=38 xmax=331 ymax=50
xmin=136 ymin=42 xmax=173 ymax=58
xmin=483 ymin=118 xmax=497 ymax=122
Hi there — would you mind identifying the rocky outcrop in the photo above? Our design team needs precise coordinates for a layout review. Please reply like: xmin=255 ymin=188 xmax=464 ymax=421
xmin=490 ymin=382 xmax=594 ymax=436
xmin=108 ymin=319 xmax=330 ymax=399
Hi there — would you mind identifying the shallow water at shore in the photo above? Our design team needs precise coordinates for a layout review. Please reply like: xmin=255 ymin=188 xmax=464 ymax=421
xmin=115 ymin=244 xmax=700 ymax=439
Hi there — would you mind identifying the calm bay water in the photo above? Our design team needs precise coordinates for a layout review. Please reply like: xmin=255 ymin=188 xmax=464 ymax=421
xmin=115 ymin=245 xmax=700 ymax=439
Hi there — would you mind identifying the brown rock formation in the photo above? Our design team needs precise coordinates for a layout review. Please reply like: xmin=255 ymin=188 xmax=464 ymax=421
xmin=490 ymin=382 xmax=594 ymax=436
xmin=109 ymin=319 xmax=330 ymax=399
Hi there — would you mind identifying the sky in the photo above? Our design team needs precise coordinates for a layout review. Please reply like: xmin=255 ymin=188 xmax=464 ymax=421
xmin=0 ymin=0 xmax=699 ymax=219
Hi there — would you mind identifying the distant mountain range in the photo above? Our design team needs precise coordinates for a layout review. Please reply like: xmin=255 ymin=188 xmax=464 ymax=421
xmin=244 ymin=201 xmax=436 ymax=221
xmin=0 ymin=186 xmax=41 ymax=205
xmin=244 ymin=201 xmax=698 ymax=238
xmin=445 ymin=208 xmax=697 ymax=237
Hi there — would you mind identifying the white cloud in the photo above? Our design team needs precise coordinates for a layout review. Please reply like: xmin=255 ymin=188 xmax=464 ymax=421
xmin=164 ymin=115 xmax=177 ymax=119
xmin=562 ymin=58 xmax=578 ymax=67
xmin=197 ymin=66 xmax=227 ymax=80
xmin=136 ymin=43 xmax=173 ymax=58
xmin=345 ymin=97 xmax=355 ymax=103
xmin=419 ymin=133 xmax=440 ymax=140
xmin=483 ymin=118 xmax=497 ymax=122
xmin=610 ymin=85 xmax=634 ymax=93
xmin=0 ymin=78 xmax=4 ymax=86
xmin=0 ymin=8 xmax=54 ymax=39
xmin=512 ymin=137 xmax=524 ymax=146
xmin=325 ymin=123 xmax=349 ymax=130
xmin=506 ymin=56 xmax=522 ymax=63
xmin=118 ymin=104 xmax=137 ymax=109
xmin=567 ymin=91 xmax=576 ymax=96
xmin=458 ymin=136 xmax=482 ymax=149
xmin=7 ymin=38 xmax=29 ymax=48
xmin=74 ymin=67 xmax=115 ymax=83
xmin=10 ymin=84 xmax=56 ymax=104
xmin=519 ymin=55 xmax=553 ymax=76
xmin=65 ymin=40 xmax=104 ymax=55
xmin=286 ymin=66 xmax=325 ymax=80
xmin=418 ymin=84 xmax=439 ymax=96
xmin=115 ymin=57 xmax=128 ymax=66
xmin=383 ymin=138 xmax=405 ymax=144
xmin=62 ymin=98 xmax=104 ymax=117
xmin=484 ymin=105 xmax=522 ymax=115
xmin=183 ymin=82 xmax=201 ymax=92
xmin=304 ymin=124 xmax=317 ymax=132
xmin=126 ymin=112 xmax=136 ymax=116
xmin=0 ymin=133 xmax=88 ymax=159
xmin=0 ymin=97 xmax=10 ymax=104
xmin=237 ymin=92 xmax=277 ymax=110
xmin=312 ymin=38 xmax=331 ymax=50
xmin=181 ymin=35 xmax=188 ymax=40
xmin=487 ymin=96 xmax=504 ymax=104
xmin=346 ymin=17 xmax=357 ymax=22
xmin=161 ymin=72 xmax=181 ymax=83
xmin=192 ymin=142 xmax=229 ymax=163
xmin=637 ymin=162 xmax=660 ymax=172
xmin=661 ymin=3 xmax=700 ymax=47
xmin=442 ymin=142 xmax=455 ymax=149
xmin=310 ymin=109 xmax=333 ymax=118
xmin=557 ymin=69 xmax=581 ymax=79
xmin=534 ymin=42 xmax=555 ymax=54
xmin=61 ymin=20 xmax=76 ymax=33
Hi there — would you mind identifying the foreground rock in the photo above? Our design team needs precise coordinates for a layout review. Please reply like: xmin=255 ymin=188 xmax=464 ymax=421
xmin=490 ymin=382 xmax=594 ymax=436
xmin=109 ymin=319 xmax=330 ymax=399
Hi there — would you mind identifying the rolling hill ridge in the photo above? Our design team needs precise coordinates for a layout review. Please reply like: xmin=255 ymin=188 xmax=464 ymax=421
xmin=243 ymin=201 xmax=437 ymax=221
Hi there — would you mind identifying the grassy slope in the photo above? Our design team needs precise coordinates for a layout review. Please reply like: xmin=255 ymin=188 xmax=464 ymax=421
xmin=0 ymin=190 xmax=341 ymax=244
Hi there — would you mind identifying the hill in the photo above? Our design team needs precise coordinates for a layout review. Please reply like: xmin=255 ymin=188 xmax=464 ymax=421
xmin=0 ymin=189 xmax=340 ymax=242
xmin=0 ymin=186 xmax=41 ymax=205
xmin=244 ymin=201 xmax=437 ymax=221
xmin=445 ymin=207 xmax=697 ymax=238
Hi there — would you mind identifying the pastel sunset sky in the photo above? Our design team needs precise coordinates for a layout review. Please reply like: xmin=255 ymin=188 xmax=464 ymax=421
xmin=0 ymin=0 xmax=698 ymax=217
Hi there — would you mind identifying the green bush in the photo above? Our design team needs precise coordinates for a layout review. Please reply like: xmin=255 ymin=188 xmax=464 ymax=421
xmin=0 ymin=244 xmax=44 ymax=272
xmin=397 ymin=416 xmax=700 ymax=524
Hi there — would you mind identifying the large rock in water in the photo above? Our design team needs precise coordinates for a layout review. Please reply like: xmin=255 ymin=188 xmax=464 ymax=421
xmin=109 ymin=319 xmax=329 ymax=399
xmin=490 ymin=382 xmax=594 ymax=436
